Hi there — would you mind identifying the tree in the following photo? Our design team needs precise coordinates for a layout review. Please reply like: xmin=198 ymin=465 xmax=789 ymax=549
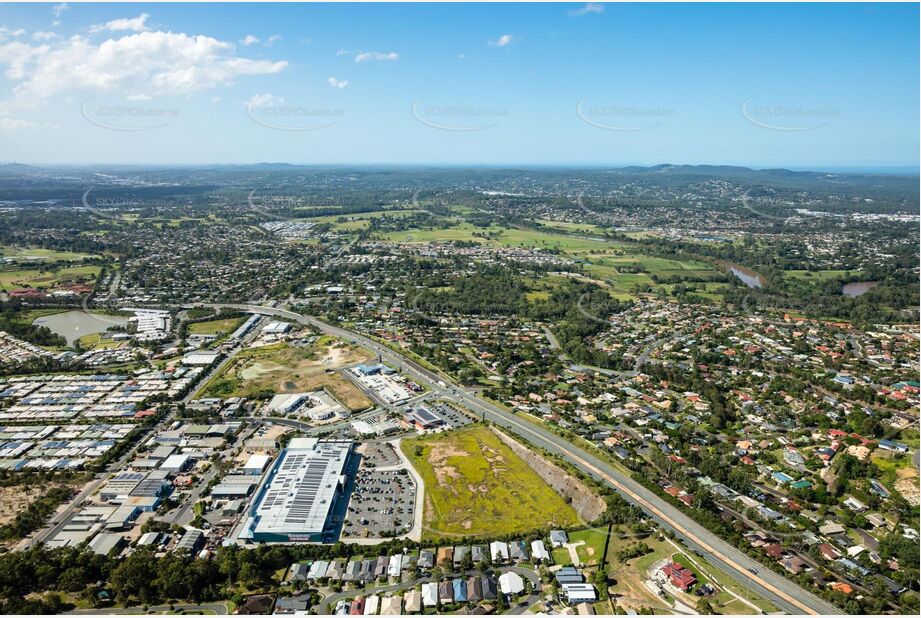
xmin=697 ymin=597 xmax=717 ymax=614
xmin=593 ymin=569 xmax=609 ymax=601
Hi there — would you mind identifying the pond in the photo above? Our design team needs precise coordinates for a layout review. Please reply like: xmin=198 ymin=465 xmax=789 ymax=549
xmin=729 ymin=265 xmax=766 ymax=289
xmin=33 ymin=310 xmax=128 ymax=345
xmin=842 ymin=281 xmax=880 ymax=297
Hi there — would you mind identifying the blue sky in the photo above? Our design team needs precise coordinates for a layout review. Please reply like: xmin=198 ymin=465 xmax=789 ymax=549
xmin=0 ymin=2 xmax=917 ymax=168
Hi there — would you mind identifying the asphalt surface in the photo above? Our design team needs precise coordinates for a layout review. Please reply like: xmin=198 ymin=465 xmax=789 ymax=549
xmin=204 ymin=303 xmax=843 ymax=616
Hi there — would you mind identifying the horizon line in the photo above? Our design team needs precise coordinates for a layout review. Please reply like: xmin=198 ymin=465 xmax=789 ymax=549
xmin=2 ymin=161 xmax=919 ymax=175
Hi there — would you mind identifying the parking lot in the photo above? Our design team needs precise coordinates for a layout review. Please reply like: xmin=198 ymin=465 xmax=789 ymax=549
xmin=342 ymin=467 xmax=416 ymax=538
xmin=358 ymin=441 xmax=402 ymax=468
xmin=429 ymin=401 xmax=474 ymax=429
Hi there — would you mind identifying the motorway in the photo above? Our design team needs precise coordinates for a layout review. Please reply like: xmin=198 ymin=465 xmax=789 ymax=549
xmin=205 ymin=303 xmax=842 ymax=616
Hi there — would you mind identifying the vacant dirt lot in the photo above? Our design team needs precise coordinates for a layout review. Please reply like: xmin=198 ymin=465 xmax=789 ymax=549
xmin=203 ymin=338 xmax=374 ymax=410
xmin=895 ymin=467 xmax=920 ymax=506
xmin=0 ymin=485 xmax=45 ymax=526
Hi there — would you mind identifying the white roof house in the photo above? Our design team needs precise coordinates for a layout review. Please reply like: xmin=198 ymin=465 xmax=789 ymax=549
xmin=499 ymin=571 xmax=525 ymax=595
xmin=847 ymin=544 xmax=867 ymax=557
xmin=307 ymin=560 xmax=329 ymax=580
xmin=363 ymin=595 xmax=380 ymax=616
xmin=843 ymin=497 xmax=867 ymax=512
xmin=387 ymin=554 xmax=403 ymax=578
xmin=563 ymin=583 xmax=597 ymax=604
xmin=421 ymin=582 xmax=439 ymax=607
xmin=490 ymin=540 xmax=510 ymax=562
xmin=531 ymin=539 xmax=551 ymax=562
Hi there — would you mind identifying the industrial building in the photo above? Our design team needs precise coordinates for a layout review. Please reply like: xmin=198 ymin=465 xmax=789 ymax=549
xmin=262 ymin=321 xmax=293 ymax=335
xmin=230 ymin=314 xmax=261 ymax=341
xmin=240 ymin=438 xmax=353 ymax=542
xmin=176 ymin=528 xmax=204 ymax=555
xmin=404 ymin=406 xmax=444 ymax=432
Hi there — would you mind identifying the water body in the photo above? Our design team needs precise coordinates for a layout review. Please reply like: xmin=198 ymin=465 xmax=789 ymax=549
xmin=729 ymin=265 xmax=766 ymax=289
xmin=34 ymin=310 xmax=128 ymax=345
xmin=842 ymin=281 xmax=880 ymax=298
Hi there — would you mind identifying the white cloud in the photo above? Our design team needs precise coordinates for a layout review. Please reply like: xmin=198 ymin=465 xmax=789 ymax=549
xmin=327 ymin=76 xmax=348 ymax=89
xmin=0 ymin=116 xmax=36 ymax=130
xmin=336 ymin=48 xmax=351 ymax=56
xmin=355 ymin=50 xmax=398 ymax=63
xmin=457 ymin=53 xmax=465 ymax=59
xmin=52 ymin=4 xmax=68 ymax=27
xmin=0 ymin=27 xmax=27 ymax=40
xmin=241 ymin=34 xmax=280 ymax=47
xmin=569 ymin=3 xmax=605 ymax=17
xmin=0 ymin=41 xmax=49 ymax=80
xmin=211 ymin=95 xmax=221 ymax=103
xmin=489 ymin=34 xmax=514 ymax=47
xmin=0 ymin=31 xmax=288 ymax=105
xmin=125 ymin=93 xmax=150 ymax=101
xmin=33 ymin=31 xmax=58 ymax=41
xmin=247 ymin=93 xmax=283 ymax=108
xmin=89 ymin=13 xmax=151 ymax=34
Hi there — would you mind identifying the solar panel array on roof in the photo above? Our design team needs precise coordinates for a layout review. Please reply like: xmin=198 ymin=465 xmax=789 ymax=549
xmin=243 ymin=439 xmax=353 ymax=541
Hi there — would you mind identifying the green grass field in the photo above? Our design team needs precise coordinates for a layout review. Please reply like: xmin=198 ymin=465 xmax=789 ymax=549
xmin=783 ymin=269 xmax=859 ymax=282
xmin=402 ymin=425 xmax=582 ymax=540
xmin=871 ymin=450 xmax=914 ymax=489
xmin=0 ymin=265 xmax=100 ymax=291
xmin=306 ymin=208 xmax=428 ymax=230
xmin=187 ymin=317 xmax=245 ymax=336
xmin=76 ymin=332 xmax=124 ymax=350
xmin=570 ymin=527 xmax=609 ymax=565
xmin=381 ymin=222 xmax=616 ymax=252
xmin=381 ymin=221 xmax=722 ymax=301
xmin=0 ymin=245 xmax=96 ymax=262
xmin=605 ymin=534 xmax=777 ymax=615
xmin=533 ymin=219 xmax=607 ymax=234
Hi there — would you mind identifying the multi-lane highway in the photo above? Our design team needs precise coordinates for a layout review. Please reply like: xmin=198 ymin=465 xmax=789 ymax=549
xmin=205 ymin=303 xmax=842 ymax=615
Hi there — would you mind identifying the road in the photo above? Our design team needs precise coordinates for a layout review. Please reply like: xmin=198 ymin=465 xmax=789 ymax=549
xmin=26 ymin=318 xmax=263 ymax=549
xmin=165 ymin=422 xmax=260 ymax=527
xmin=203 ymin=303 xmax=842 ymax=616
xmin=25 ymin=417 xmax=154 ymax=549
